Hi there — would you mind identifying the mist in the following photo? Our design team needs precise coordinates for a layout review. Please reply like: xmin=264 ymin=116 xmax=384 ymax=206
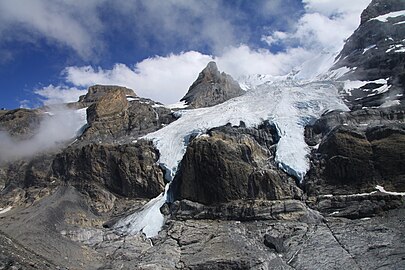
xmin=0 ymin=106 xmax=87 ymax=163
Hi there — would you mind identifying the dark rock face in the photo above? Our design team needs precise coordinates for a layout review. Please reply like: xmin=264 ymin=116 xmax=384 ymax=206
xmin=52 ymin=141 xmax=165 ymax=199
xmin=174 ymin=123 xmax=302 ymax=205
xmin=361 ymin=0 xmax=405 ymax=24
xmin=331 ymin=0 xmax=405 ymax=108
xmin=180 ymin=61 xmax=245 ymax=108
xmin=0 ymin=108 xmax=43 ymax=140
xmin=305 ymin=105 xmax=405 ymax=195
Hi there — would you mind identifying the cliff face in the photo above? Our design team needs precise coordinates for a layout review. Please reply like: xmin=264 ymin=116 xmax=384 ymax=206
xmin=0 ymin=1 xmax=405 ymax=269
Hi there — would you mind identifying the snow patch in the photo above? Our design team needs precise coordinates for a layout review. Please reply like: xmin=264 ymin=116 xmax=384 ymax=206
xmin=363 ymin=44 xmax=377 ymax=54
xmin=166 ymin=101 xmax=189 ymax=110
xmin=375 ymin=185 xmax=405 ymax=196
xmin=342 ymin=79 xmax=389 ymax=96
xmin=371 ymin=10 xmax=405 ymax=23
xmin=114 ymin=184 xmax=169 ymax=238
xmin=386 ymin=44 xmax=404 ymax=53
xmin=326 ymin=67 xmax=352 ymax=80
xmin=380 ymin=100 xmax=400 ymax=108
xmin=290 ymin=52 xmax=338 ymax=81
xmin=0 ymin=206 xmax=12 ymax=215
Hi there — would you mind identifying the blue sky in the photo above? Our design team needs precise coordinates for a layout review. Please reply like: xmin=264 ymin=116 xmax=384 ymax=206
xmin=0 ymin=0 xmax=371 ymax=109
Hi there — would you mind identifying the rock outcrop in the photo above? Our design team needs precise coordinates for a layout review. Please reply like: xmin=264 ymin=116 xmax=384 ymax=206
xmin=305 ymin=105 xmax=405 ymax=196
xmin=173 ymin=123 xmax=302 ymax=205
xmin=180 ymin=61 xmax=245 ymax=108
xmin=79 ymin=86 xmax=175 ymax=143
xmin=79 ymin=85 xmax=136 ymax=104
xmin=52 ymin=141 xmax=165 ymax=199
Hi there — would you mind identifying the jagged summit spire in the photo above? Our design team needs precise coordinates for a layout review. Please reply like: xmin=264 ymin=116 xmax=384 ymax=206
xmin=180 ymin=61 xmax=244 ymax=108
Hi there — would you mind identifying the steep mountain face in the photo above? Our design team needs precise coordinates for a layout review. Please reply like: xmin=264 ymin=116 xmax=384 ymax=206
xmin=331 ymin=0 xmax=405 ymax=108
xmin=181 ymin=61 xmax=245 ymax=108
xmin=1 ymin=1 xmax=405 ymax=269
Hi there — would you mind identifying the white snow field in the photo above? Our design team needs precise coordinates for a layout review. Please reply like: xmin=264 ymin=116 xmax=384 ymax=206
xmin=117 ymin=78 xmax=349 ymax=237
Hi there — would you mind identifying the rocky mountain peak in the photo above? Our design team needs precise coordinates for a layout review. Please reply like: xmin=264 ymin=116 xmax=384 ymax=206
xmin=79 ymin=85 xmax=136 ymax=104
xmin=360 ymin=0 xmax=405 ymax=24
xmin=180 ymin=61 xmax=244 ymax=108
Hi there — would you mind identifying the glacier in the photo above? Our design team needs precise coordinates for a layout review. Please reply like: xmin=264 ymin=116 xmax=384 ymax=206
xmin=144 ymin=79 xmax=348 ymax=182
xmin=116 ymin=78 xmax=349 ymax=238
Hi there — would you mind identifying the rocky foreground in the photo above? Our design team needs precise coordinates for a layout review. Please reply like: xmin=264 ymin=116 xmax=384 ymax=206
xmin=1 ymin=0 xmax=405 ymax=269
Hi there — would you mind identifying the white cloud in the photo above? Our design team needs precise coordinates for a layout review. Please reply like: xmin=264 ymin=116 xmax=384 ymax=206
xmin=262 ymin=0 xmax=372 ymax=52
xmin=261 ymin=31 xmax=289 ymax=46
xmin=62 ymin=51 xmax=213 ymax=104
xmin=35 ymin=85 xmax=87 ymax=105
xmin=0 ymin=0 xmax=104 ymax=59
xmin=31 ymin=0 xmax=373 ymax=106
xmin=0 ymin=0 xmax=242 ymax=59
xmin=216 ymin=45 xmax=314 ymax=78
xmin=0 ymin=106 xmax=86 ymax=162
xmin=40 ymin=45 xmax=314 ymax=105
xmin=109 ymin=0 xmax=241 ymax=54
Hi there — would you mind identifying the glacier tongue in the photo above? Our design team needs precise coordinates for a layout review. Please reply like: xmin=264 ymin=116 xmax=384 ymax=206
xmin=145 ymin=79 xmax=349 ymax=182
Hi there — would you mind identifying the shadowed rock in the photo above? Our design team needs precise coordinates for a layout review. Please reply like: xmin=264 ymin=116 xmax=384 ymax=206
xmin=173 ymin=123 xmax=302 ymax=205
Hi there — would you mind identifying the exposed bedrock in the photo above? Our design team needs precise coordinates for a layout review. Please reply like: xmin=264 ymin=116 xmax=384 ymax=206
xmin=79 ymin=86 xmax=175 ymax=143
xmin=305 ymin=105 xmax=405 ymax=196
xmin=172 ymin=122 xmax=303 ymax=205
xmin=52 ymin=141 xmax=165 ymax=200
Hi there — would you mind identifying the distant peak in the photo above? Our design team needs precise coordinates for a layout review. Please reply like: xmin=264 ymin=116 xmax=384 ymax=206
xmin=180 ymin=62 xmax=244 ymax=108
